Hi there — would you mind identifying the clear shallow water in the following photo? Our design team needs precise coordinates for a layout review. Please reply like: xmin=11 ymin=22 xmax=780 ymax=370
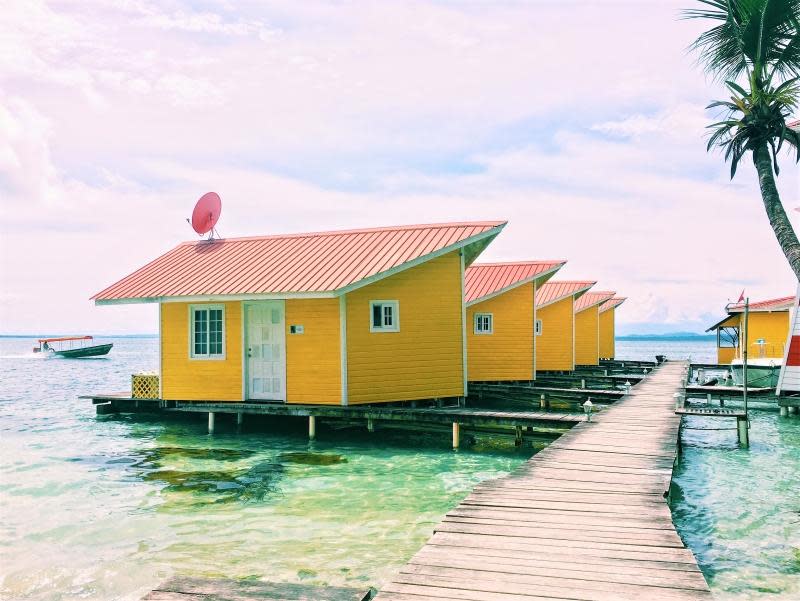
xmin=1 ymin=336 xmax=797 ymax=600
xmin=618 ymin=339 xmax=800 ymax=599
xmin=0 ymin=337 xmax=532 ymax=600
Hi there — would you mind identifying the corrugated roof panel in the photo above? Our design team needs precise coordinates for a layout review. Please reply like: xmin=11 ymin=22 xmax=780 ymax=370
xmin=575 ymin=291 xmax=616 ymax=312
xmin=464 ymin=261 xmax=566 ymax=304
xmin=728 ymin=295 xmax=794 ymax=313
xmin=536 ymin=281 xmax=596 ymax=308
xmin=600 ymin=297 xmax=627 ymax=313
xmin=93 ymin=221 xmax=506 ymax=302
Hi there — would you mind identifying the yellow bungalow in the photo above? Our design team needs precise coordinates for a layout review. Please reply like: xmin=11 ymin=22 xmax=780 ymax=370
xmin=706 ymin=295 xmax=793 ymax=364
xmin=599 ymin=297 xmax=626 ymax=360
xmin=92 ymin=221 xmax=506 ymax=405
xmin=573 ymin=290 xmax=616 ymax=366
xmin=534 ymin=281 xmax=596 ymax=372
xmin=463 ymin=261 xmax=566 ymax=381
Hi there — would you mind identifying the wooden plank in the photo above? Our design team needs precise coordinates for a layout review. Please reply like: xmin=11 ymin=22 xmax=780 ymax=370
xmin=145 ymin=576 xmax=372 ymax=601
xmin=374 ymin=362 xmax=710 ymax=601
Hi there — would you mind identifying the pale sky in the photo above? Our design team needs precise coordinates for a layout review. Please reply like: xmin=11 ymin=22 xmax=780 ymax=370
xmin=1 ymin=0 xmax=798 ymax=336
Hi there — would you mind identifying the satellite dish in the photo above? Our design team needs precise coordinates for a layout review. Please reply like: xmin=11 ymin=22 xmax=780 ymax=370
xmin=189 ymin=192 xmax=222 ymax=239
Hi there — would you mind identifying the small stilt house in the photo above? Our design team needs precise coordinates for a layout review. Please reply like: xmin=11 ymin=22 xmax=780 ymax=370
xmin=599 ymin=297 xmax=626 ymax=360
xmin=706 ymin=295 xmax=792 ymax=364
xmin=574 ymin=290 xmax=616 ymax=366
xmin=92 ymin=221 xmax=506 ymax=405
xmin=463 ymin=261 xmax=565 ymax=381
xmin=534 ymin=281 xmax=596 ymax=372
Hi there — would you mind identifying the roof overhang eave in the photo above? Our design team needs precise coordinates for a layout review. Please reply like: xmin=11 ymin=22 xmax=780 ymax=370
xmin=536 ymin=282 xmax=595 ymax=310
xmin=465 ymin=261 xmax=565 ymax=307
xmin=337 ymin=222 xmax=507 ymax=298
xmin=94 ymin=290 xmax=339 ymax=305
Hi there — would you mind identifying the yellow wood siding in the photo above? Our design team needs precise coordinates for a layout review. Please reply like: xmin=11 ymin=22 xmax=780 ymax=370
xmin=345 ymin=252 xmax=465 ymax=404
xmin=744 ymin=312 xmax=789 ymax=361
xmin=285 ymin=299 xmax=341 ymax=404
xmin=599 ymin=309 xmax=615 ymax=359
xmin=161 ymin=301 xmax=242 ymax=401
xmin=714 ymin=312 xmax=789 ymax=363
xmin=536 ymin=296 xmax=574 ymax=371
xmin=575 ymin=307 xmax=599 ymax=366
xmin=466 ymin=283 xmax=535 ymax=382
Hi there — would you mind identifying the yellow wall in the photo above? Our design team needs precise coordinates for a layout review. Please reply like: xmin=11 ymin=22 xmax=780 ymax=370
xmin=161 ymin=301 xmax=243 ymax=401
xmin=466 ymin=282 xmax=535 ymax=381
xmin=286 ymin=299 xmax=341 ymax=404
xmin=714 ymin=312 xmax=789 ymax=363
xmin=345 ymin=251 xmax=465 ymax=404
xmin=536 ymin=296 xmax=574 ymax=371
xmin=575 ymin=306 xmax=599 ymax=366
xmin=599 ymin=309 xmax=615 ymax=360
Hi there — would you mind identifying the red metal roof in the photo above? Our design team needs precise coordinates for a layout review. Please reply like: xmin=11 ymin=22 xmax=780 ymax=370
xmin=93 ymin=221 xmax=506 ymax=303
xmin=464 ymin=261 xmax=566 ymax=304
xmin=600 ymin=297 xmax=626 ymax=313
xmin=535 ymin=281 xmax=596 ymax=308
xmin=727 ymin=295 xmax=794 ymax=313
xmin=574 ymin=291 xmax=616 ymax=312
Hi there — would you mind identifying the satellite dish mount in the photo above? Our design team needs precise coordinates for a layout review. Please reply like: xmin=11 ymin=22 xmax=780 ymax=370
xmin=188 ymin=192 xmax=222 ymax=240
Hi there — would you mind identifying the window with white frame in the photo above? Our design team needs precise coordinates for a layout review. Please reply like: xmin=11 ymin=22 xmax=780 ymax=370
xmin=191 ymin=305 xmax=225 ymax=358
xmin=535 ymin=319 xmax=543 ymax=336
xmin=474 ymin=313 xmax=493 ymax=334
xmin=370 ymin=300 xmax=399 ymax=332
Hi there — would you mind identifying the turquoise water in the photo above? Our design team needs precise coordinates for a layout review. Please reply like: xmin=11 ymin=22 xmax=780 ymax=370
xmin=1 ymin=336 xmax=798 ymax=600
xmin=0 ymin=337 xmax=532 ymax=600
xmin=618 ymin=338 xmax=800 ymax=599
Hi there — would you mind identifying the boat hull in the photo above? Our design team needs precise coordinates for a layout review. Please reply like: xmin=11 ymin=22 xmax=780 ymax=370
xmin=53 ymin=343 xmax=113 ymax=358
xmin=730 ymin=361 xmax=780 ymax=387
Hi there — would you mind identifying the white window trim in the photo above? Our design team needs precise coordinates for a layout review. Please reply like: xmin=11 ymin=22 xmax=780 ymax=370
xmin=369 ymin=300 xmax=400 ymax=332
xmin=474 ymin=312 xmax=494 ymax=335
xmin=535 ymin=319 xmax=543 ymax=336
xmin=189 ymin=304 xmax=226 ymax=360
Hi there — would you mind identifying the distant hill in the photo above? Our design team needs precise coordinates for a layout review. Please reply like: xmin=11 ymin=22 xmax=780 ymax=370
xmin=617 ymin=332 xmax=715 ymax=341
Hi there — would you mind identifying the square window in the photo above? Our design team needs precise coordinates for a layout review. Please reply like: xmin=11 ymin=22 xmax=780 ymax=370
xmin=474 ymin=313 xmax=493 ymax=334
xmin=370 ymin=301 xmax=399 ymax=332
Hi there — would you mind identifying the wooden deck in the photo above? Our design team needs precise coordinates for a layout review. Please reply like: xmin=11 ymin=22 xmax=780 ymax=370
xmin=376 ymin=361 xmax=712 ymax=601
xmin=144 ymin=576 xmax=372 ymax=600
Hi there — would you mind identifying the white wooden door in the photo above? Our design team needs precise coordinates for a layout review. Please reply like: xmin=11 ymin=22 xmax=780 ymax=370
xmin=246 ymin=301 xmax=286 ymax=401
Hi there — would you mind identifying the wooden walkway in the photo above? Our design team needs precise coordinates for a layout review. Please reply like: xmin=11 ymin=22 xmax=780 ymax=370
xmin=376 ymin=361 xmax=711 ymax=601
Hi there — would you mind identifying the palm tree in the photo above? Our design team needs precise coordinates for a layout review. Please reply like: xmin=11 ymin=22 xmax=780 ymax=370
xmin=687 ymin=0 xmax=800 ymax=279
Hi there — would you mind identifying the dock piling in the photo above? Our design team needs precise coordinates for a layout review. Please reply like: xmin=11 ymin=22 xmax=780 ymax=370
xmin=737 ymin=416 xmax=749 ymax=447
xmin=367 ymin=417 xmax=375 ymax=432
xmin=780 ymin=406 xmax=789 ymax=417
xmin=308 ymin=415 xmax=316 ymax=440
xmin=236 ymin=412 xmax=243 ymax=429
xmin=207 ymin=412 xmax=215 ymax=434
xmin=452 ymin=422 xmax=460 ymax=449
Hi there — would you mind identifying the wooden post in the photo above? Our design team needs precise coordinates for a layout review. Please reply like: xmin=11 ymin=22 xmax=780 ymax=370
xmin=540 ymin=394 xmax=546 ymax=409
xmin=719 ymin=397 xmax=725 ymax=407
xmin=309 ymin=415 xmax=316 ymax=440
xmin=580 ymin=378 xmax=586 ymax=389
xmin=208 ymin=412 xmax=215 ymax=434
xmin=789 ymin=406 xmax=798 ymax=415
xmin=780 ymin=406 xmax=789 ymax=417
xmin=367 ymin=417 xmax=375 ymax=432
xmin=452 ymin=422 xmax=460 ymax=449
xmin=706 ymin=393 xmax=712 ymax=404
xmin=514 ymin=426 xmax=523 ymax=446
xmin=737 ymin=416 xmax=749 ymax=447
xmin=236 ymin=413 xmax=244 ymax=428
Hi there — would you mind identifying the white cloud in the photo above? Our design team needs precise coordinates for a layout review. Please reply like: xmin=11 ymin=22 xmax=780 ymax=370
xmin=0 ymin=0 xmax=798 ymax=335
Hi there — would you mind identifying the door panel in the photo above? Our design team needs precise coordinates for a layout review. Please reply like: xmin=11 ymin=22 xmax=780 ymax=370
xmin=246 ymin=302 xmax=286 ymax=401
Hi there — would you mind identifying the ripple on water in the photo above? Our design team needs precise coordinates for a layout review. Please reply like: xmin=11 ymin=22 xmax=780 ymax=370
xmin=0 ymin=337 xmax=532 ymax=600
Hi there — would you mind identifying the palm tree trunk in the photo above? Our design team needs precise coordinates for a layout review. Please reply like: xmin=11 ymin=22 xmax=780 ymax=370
xmin=753 ymin=144 xmax=800 ymax=281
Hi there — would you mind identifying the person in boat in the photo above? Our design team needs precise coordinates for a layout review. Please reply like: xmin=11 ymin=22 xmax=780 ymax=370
xmin=42 ymin=341 xmax=50 ymax=352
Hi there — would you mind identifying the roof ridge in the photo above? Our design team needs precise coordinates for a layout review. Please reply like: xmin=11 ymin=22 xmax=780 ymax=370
xmin=181 ymin=220 xmax=508 ymax=246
